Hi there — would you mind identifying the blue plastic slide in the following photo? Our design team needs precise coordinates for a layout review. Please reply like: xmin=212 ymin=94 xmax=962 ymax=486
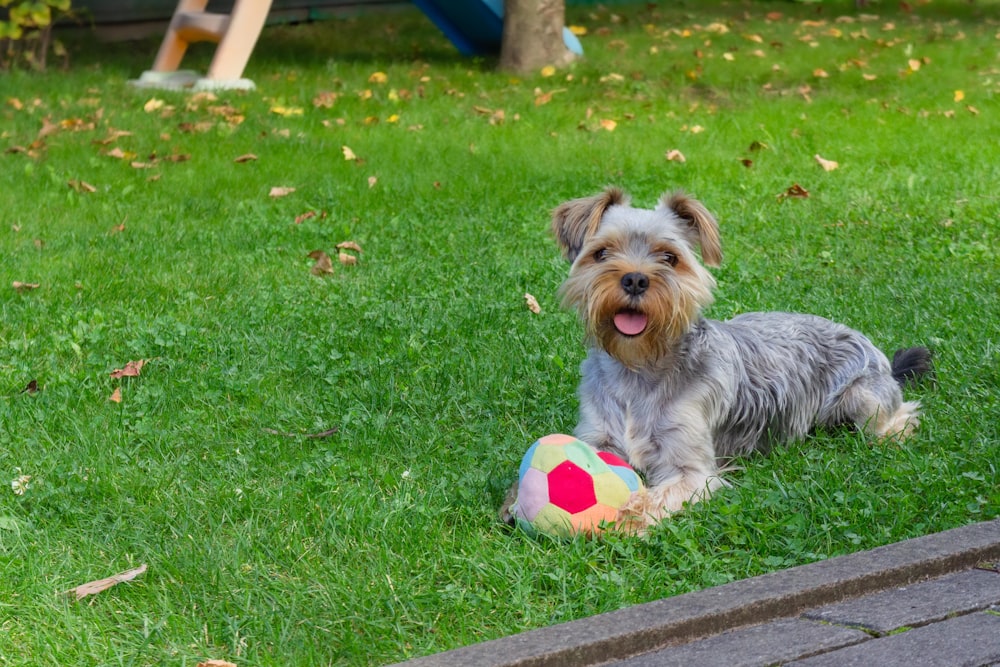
xmin=410 ymin=0 xmax=583 ymax=57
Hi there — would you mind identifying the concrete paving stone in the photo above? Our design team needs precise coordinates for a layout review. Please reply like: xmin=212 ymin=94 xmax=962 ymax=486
xmin=802 ymin=569 xmax=1000 ymax=635
xmin=607 ymin=618 xmax=869 ymax=667
xmin=787 ymin=611 xmax=1000 ymax=667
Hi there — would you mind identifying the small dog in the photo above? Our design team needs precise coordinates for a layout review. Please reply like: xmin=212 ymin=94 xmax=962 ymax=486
xmin=532 ymin=187 xmax=932 ymax=533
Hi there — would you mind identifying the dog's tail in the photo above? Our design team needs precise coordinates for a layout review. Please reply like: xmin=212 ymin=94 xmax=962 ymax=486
xmin=891 ymin=347 xmax=933 ymax=387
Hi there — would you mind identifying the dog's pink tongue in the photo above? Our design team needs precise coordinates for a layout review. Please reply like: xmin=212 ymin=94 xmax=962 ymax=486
xmin=614 ymin=311 xmax=648 ymax=336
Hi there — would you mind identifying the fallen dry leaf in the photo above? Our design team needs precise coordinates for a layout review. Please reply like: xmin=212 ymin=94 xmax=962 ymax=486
xmin=338 ymin=252 xmax=357 ymax=266
xmin=342 ymin=145 xmax=358 ymax=161
xmin=109 ymin=363 xmax=140 ymax=381
xmin=308 ymin=250 xmax=334 ymax=275
xmin=37 ymin=117 xmax=60 ymax=140
xmin=64 ymin=563 xmax=147 ymax=601
xmin=269 ymin=186 xmax=296 ymax=198
xmin=178 ymin=121 xmax=213 ymax=133
xmin=599 ymin=119 xmax=617 ymax=132
xmin=68 ymin=180 xmax=97 ymax=193
xmin=665 ymin=149 xmax=686 ymax=163
xmin=12 ymin=281 xmax=40 ymax=292
xmin=540 ymin=65 xmax=556 ymax=77
xmin=313 ymin=91 xmax=338 ymax=108
xmin=814 ymin=154 xmax=839 ymax=171
xmin=524 ymin=293 xmax=541 ymax=314
xmin=197 ymin=660 xmax=237 ymax=667
xmin=336 ymin=241 xmax=363 ymax=253
xmin=367 ymin=176 xmax=378 ymax=188
xmin=109 ymin=387 xmax=122 ymax=403
xmin=368 ymin=71 xmax=388 ymax=84
xmin=22 ymin=379 xmax=38 ymax=394
xmin=778 ymin=183 xmax=810 ymax=201
xmin=110 ymin=359 xmax=145 ymax=379
xmin=954 ymin=90 xmax=965 ymax=102
xmin=270 ymin=105 xmax=303 ymax=117
xmin=234 ymin=153 xmax=257 ymax=163
xmin=294 ymin=211 xmax=316 ymax=224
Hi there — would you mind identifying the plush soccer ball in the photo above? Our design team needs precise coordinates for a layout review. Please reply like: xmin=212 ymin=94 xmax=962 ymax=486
xmin=510 ymin=434 xmax=644 ymax=537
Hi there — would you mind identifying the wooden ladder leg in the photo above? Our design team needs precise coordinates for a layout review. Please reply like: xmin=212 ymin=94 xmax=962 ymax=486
xmin=151 ymin=0 xmax=211 ymax=73
xmin=204 ymin=0 xmax=274 ymax=82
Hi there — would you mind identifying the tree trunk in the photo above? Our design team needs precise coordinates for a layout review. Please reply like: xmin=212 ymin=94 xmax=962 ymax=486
xmin=499 ymin=0 xmax=576 ymax=73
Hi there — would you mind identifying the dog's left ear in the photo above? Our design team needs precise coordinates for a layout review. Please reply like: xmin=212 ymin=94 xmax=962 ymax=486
xmin=659 ymin=192 xmax=722 ymax=267
xmin=552 ymin=188 xmax=628 ymax=263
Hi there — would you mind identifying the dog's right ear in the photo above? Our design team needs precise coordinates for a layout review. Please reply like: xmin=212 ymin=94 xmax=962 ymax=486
xmin=551 ymin=188 xmax=627 ymax=263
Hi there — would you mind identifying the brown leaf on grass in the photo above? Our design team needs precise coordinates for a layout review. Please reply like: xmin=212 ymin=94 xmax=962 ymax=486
xmin=342 ymin=145 xmax=358 ymax=161
xmin=524 ymin=293 xmax=541 ymax=314
xmin=336 ymin=241 xmax=363 ymax=253
xmin=234 ymin=153 xmax=258 ymax=163
xmin=110 ymin=359 xmax=146 ymax=379
xmin=109 ymin=387 xmax=122 ymax=403
xmin=90 ymin=128 xmax=132 ymax=146
xmin=68 ymin=180 xmax=97 ymax=193
xmin=599 ymin=119 xmax=617 ymax=132
xmin=197 ymin=660 xmax=237 ymax=667
xmin=37 ymin=117 xmax=60 ymax=140
xmin=61 ymin=118 xmax=96 ymax=132
xmin=178 ymin=121 xmax=213 ymax=133
xmin=740 ymin=158 xmax=754 ymax=168
xmin=814 ymin=154 xmax=839 ymax=171
xmin=12 ymin=281 xmax=40 ymax=292
xmin=665 ymin=149 xmax=686 ymax=163
xmin=162 ymin=153 xmax=191 ymax=163
xmin=294 ymin=211 xmax=316 ymax=224
xmin=64 ymin=563 xmax=147 ymax=601
xmin=367 ymin=176 xmax=378 ymax=188
xmin=22 ymin=379 xmax=38 ymax=394
xmin=778 ymin=183 xmax=810 ymax=201
xmin=338 ymin=252 xmax=358 ymax=266
xmin=269 ymin=186 xmax=296 ymax=198
xmin=308 ymin=250 xmax=334 ymax=275
xmin=313 ymin=91 xmax=338 ymax=108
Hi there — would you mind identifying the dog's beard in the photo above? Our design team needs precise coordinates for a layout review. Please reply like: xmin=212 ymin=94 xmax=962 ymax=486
xmin=563 ymin=266 xmax=714 ymax=369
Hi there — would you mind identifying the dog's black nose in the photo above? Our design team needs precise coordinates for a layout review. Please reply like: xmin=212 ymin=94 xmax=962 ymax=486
xmin=621 ymin=272 xmax=649 ymax=296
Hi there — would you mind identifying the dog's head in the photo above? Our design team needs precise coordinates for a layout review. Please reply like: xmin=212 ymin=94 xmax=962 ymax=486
xmin=552 ymin=188 xmax=721 ymax=368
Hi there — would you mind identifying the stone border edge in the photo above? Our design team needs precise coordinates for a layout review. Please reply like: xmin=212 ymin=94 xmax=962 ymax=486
xmin=391 ymin=519 xmax=1000 ymax=667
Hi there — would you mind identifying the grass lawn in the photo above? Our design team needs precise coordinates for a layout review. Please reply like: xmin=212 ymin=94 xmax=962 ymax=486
xmin=1 ymin=0 xmax=998 ymax=664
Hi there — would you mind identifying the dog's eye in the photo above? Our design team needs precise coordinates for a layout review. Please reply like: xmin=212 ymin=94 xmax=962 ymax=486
xmin=661 ymin=252 xmax=678 ymax=267
xmin=593 ymin=248 xmax=608 ymax=262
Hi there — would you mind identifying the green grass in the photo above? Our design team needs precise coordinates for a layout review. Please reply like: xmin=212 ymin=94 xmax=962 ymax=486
xmin=1 ymin=1 xmax=998 ymax=664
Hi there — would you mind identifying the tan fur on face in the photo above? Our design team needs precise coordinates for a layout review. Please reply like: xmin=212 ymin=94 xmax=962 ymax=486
xmin=559 ymin=226 xmax=715 ymax=369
